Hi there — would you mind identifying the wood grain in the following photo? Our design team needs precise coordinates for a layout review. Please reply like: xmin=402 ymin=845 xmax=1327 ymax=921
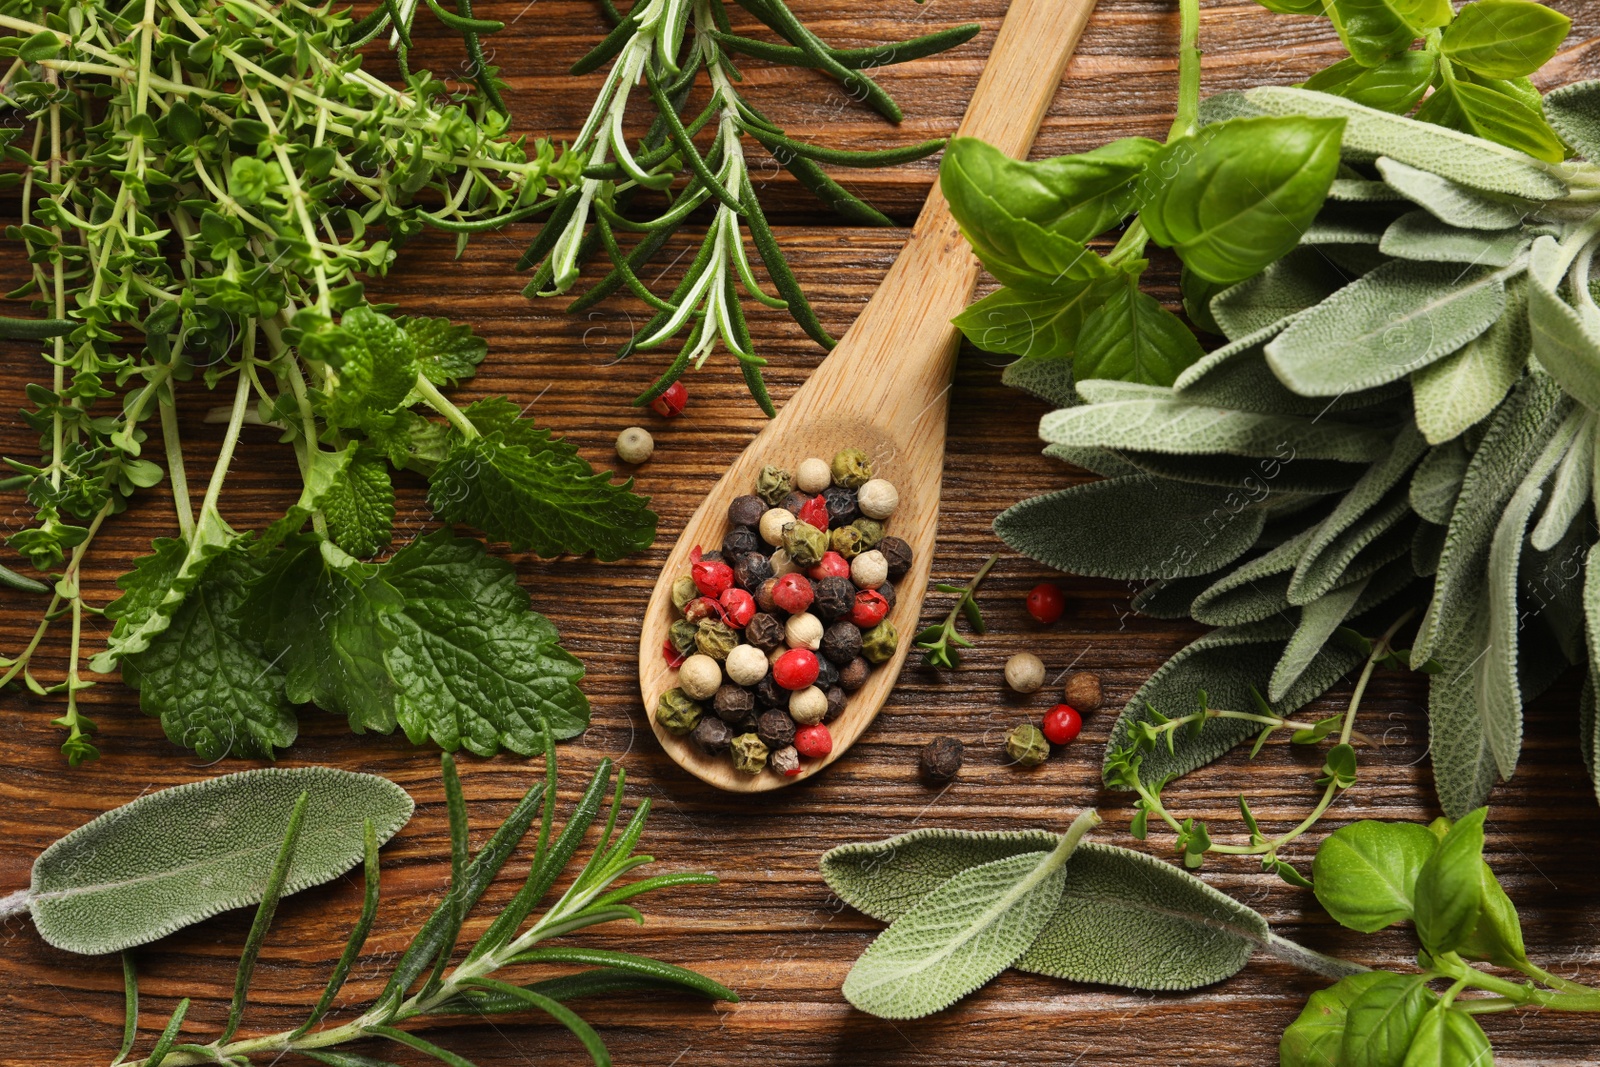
xmin=4 ymin=1 xmax=1600 ymax=1064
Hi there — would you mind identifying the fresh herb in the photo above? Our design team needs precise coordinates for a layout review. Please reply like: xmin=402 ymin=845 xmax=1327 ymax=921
xmin=0 ymin=0 xmax=657 ymax=762
xmin=912 ymin=553 xmax=997 ymax=668
xmin=100 ymin=750 xmax=735 ymax=1066
xmin=519 ymin=0 xmax=979 ymax=414
xmin=1 ymin=766 xmax=413 ymax=955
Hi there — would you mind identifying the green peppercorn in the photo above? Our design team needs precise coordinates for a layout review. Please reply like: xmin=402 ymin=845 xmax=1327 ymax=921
xmin=656 ymin=688 xmax=703 ymax=735
xmin=1006 ymin=722 xmax=1050 ymax=766
xmin=851 ymin=518 xmax=884 ymax=550
xmin=831 ymin=447 xmax=872 ymax=489
xmin=696 ymin=618 xmax=739 ymax=660
xmin=756 ymin=465 xmax=794 ymax=506
xmin=860 ymin=619 xmax=899 ymax=665
xmin=668 ymin=618 xmax=698 ymax=656
xmin=829 ymin=524 xmax=865 ymax=560
xmin=671 ymin=574 xmax=699 ymax=612
xmin=782 ymin=520 xmax=828 ymax=567
xmin=731 ymin=732 xmax=770 ymax=775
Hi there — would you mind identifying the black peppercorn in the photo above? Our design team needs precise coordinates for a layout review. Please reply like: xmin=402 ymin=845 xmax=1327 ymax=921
xmin=722 ymin=525 xmax=759 ymax=558
xmin=821 ymin=620 xmax=862 ymax=665
xmin=824 ymin=685 xmax=847 ymax=722
xmin=920 ymin=736 xmax=964 ymax=782
xmin=815 ymin=655 xmax=839 ymax=689
xmin=780 ymin=490 xmax=810 ymax=516
xmin=878 ymin=580 xmax=895 ymax=610
xmin=754 ymin=673 xmax=787 ymax=708
xmin=812 ymin=576 xmax=856 ymax=622
xmin=699 ymin=549 xmax=725 ymax=565
xmin=713 ymin=683 xmax=755 ymax=723
xmin=756 ymin=577 xmax=780 ymax=615
xmin=878 ymin=536 xmax=912 ymax=580
xmin=745 ymin=612 xmax=785 ymax=652
xmin=731 ymin=711 xmax=761 ymax=737
xmin=734 ymin=551 xmax=773 ymax=591
xmin=729 ymin=494 xmax=767 ymax=527
xmin=757 ymin=708 xmax=796 ymax=749
xmin=839 ymin=655 xmax=871 ymax=691
xmin=822 ymin=485 xmax=859 ymax=526
xmin=692 ymin=716 xmax=733 ymax=755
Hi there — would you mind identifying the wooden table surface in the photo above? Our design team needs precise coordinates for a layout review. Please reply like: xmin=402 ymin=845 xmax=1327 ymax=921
xmin=5 ymin=2 xmax=1600 ymax=1063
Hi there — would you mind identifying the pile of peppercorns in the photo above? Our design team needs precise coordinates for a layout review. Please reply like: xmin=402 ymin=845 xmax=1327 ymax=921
xmin=654 ymin=447 xmax=911 ymax=778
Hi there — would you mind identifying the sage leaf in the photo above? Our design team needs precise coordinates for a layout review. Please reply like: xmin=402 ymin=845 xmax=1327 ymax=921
xmin=1281 ymin=971 xmax=1396 ymax=1067
xmin=1271 ymin=577 xmax=1368 ymax=701
xmin=19 ymin=767 xmax=413 ymax=955
xmin=1133 ymin=573 xmax=1220 ymax=619
xmin=1117 ymin=450 xmax=1366 ymax=496
xmin=1379 ymin=212 xmax=1531 ymax=268
xmin=995 ymin=476 xmax=1268 ymax=581
xmin=1414 ymin=808 xmax=1487 ymax=954
xmin=1339 ymin=972 xmax=1438 ymax=1067
xmin=1211 ymin=248 xmax=1351 ymax=342
xmin=840 ymin=812 xmax=1098 ymax=1019
xmin=1528 ymin=235 xmax=1600 ymax=413
xmin=1042 ymin=444 xmax=1146 ymax=478
xmin=1173 ymin=319 xmax=1292 ymax=391
xmin=1428 ymin=585 xmax=1500 ymax=817
xmin=1583 ymin=673 xmax=1599 ymax=805
xmin=1529 ymin=411 xmax=1594 ymax=550
xmin=1243 ymin=87 xmax=1568 ymax=201
xmin=1373 ymin=157 xmax=1533 ymax=231
xmin=1439 ymin=0 xmax=1571 ymax=81
xmin=1266 ymin=260 xmax=1509 ymax=396
xmin=1410 ymin=281 xmax=1530 ymax=446
xmin=1002 ymin=353 xmax=1079 ymax=408
xmin=1400 ymin=1003 xmax=1493 ymax=1067
xmin=1545 ymin=80 xmax=1600 ymax=160
xmin=1409 ymin=441 xmax=1471 ymax=525
xmin=1191 ymin=531 xmax=1313 ymax=627
xmin=1073 ymin=276 xmax=1205 ymax=386
xmin=1312 ymin=821 xmax=1438 ymax=932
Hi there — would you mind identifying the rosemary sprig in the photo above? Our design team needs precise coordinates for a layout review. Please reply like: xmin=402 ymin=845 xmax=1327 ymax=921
xmin=522 ymin=0 xmax=979 ymax=414
xmin=913 ymin=554 xmax=999 ymax=669
xmin=113 ymin=750 xmax=735 ymax=1067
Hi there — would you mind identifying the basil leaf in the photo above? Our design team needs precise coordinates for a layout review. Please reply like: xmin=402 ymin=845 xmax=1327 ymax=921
xmin=1339 ymin=972 xmax=1438 ymax=1067
xmin=1281 ymin=972 xmax=1397 ymax=1067
xmin=1544 ymin=79 xmax=1600 ymax=159
xmin=1399 ymin=1004 xmax=1493 ymax=1067
xmin=1379 ymin=211 xmax=1532 ymax=268
xmin=953 ymin=275 xmax=1120 ymax=359
xmin=1528 ymin=235 xmax=1600 ymax=412
xmin=1253 ymin=0 xmax=1327 ymax=12
xmin=1413 ymin=807 xmax=1488 ymax=953
xmin=1374 ymin=157 xmax=1534 ymax=230
xmin=1329 ymin=0 xmax=1451 ymax=66
xmin=1304 ymin=52 xmax=1437 ymax=114
xmin=1312 ymin=820 xmax=1439 ymax=932
xmin=1141 ymin=116 xmax=1344 ymax=284
xmin=1073 ymin=276 xmax=1205 ymax=386
xmin=1440 ymin=0 xmax=1571 ymax=80
xmin=1456 ymin=861 xmax=1527 ymax=967
xmin=1414 ymin=78 xmax=1567 ymax=163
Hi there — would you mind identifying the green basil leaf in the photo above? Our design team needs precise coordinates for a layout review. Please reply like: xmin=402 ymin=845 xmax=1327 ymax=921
xmin=1440 ymin=0 xmax=1571 ymax=80
xmin=1415 ymin=77 xmax=1567 ymax=163
xmin=1456 ymin=860 xmax=1527 ymax=967
xmin=1339 ymin=971 xmax=1438 ymax=1067
xmin=953 ymin=275 xmax=1120 ymax=359
xmin=1329 ymin=0 xmax=1450 ymax=66
xmin=1312 ymin=820 xmax=1439 ymax=932
xmin=1399 ymin=1003 xmax=1493 ymax=1067
xmin=1304 ymin=52 xmax=1437 ymax=114
xmin=1281 ymin=972 xmax=1398 ymax=1067
xmin=1413 ymin=807 xmax=1488 ymax=953
xmin=1544 ymin=79 xmax=1600 ymax=159
xmin=1141 ymin=116 xmax=1344 ymax=284
xmin=1073 ymin=277 xmax=1206 ymax=386
xmin=1253 ymin=0 xmax=1328 ymax=12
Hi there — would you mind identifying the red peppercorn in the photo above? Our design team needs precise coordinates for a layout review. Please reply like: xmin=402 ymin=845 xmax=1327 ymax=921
xmin=662 ymin=638 xmax=686 ymax=669
xmin=649 ymin=380 xmax=688 ymax=418
xmin=797 ymin=494 xmax=830 ymax=531
xmin=1042 ymin=704 xmax=1082 ymax=745
xmin=807 ymin=550 xmax=850 ymax=581
xmin=683 ymin=596 xmax=721 ymax=623
xmin=1026 ymin=583 xmax=1066 ymax=624
xmin=794 ymin=723 xmax=832 ymax=759
xmin=772 ymin=572 xmax=814 ymax=614
xmin=719 ymin=587 xmax=756 ymax=628
xmin=849 ymin=589 xmax=889 ymax=628
xmin=692 ymin=557 xmax=733 ymax=598
xmin=773 ymin=649 xmax=820 ymax=690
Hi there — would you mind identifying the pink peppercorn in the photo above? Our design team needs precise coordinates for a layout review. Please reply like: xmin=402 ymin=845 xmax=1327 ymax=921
xmin=807 ymin=551 xmax=850 ymax=581
xmin=662 ymin=638 xmax=687 ymax=669
xmin=692 ymin=556 xmax=733 ymax=597
xmin=772 ymin=572 xmax=814 ymax=614
xmin=649 ymin=380 xmax=688 ymax=417
xmin=719 ymin=587 xmax=756 ymax=628
xmin=773 ymin=649 xmax=820 ymax=690
xmin=794 ymin=723 xmax=832 ymax=759
xmin=850 ymin=589 xmax=889 ymax=628
xmin=683 ymin=596 xmax=722 ymax=623
xmin=1042 ymin=704 xmax=1083 ymax=745
xmin=797 ymin=494 xmax=830 ymax=531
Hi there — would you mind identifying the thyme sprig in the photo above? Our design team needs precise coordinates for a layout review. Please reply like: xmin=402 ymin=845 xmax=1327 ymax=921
xmin=913 ymin=553 xmax=998 ymax=669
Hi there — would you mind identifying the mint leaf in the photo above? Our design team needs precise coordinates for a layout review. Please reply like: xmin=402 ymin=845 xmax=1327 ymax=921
xmin=92 ymin=513 xmax=240 ymax=672
xmin=257 ymin=444 xmax=355 ymax=551
xmin=461 ymin=396 xmax=582 ymax=461
xmin=322 ymin=449 xmax=396 ymax=557
xmin=365 ymin=409 xmax=454 ymax=474
xmin=402 ymin=315 xmax=487 ymax=387
xmin=310 ymin=305 xmax=419 ymax=430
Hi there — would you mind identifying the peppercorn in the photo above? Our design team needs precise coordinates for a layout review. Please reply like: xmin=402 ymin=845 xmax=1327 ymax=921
xmin=807 ymin=550 xmax=850 ymax=581
xmin=878 ymin=580 xmax=896 ymax=611
xmin=828 ymin=525 xmax=864 ymax=560
xmin=796 ymin=457 xmax=832 ymax=494
xmin=773 ymin=648 xmax=820 ymax=690
xmin=678 ymin=654 xmax=722 ymax=701
xmin=649 ymin=380 xmax=688 ymax=418
xmin=683 ymin=597 xmax=721 ymax=624
xmin=878 ymin=536 xmax=913 ymax=580
xmin=831 ymin=447 xmax=872 ymax=488
xmin=731 ymin=711 xmax=761 ymax=736
xmin=758 ymin=507 xmax=795 ymax=547
xmin=850 ymin=549 xmax=888 ymax=590
xmin=1042 ymin=704 xmax=1083 ymax=745
xmin=692 ymin=555 xmax=733 ymax=597
xmin=757 ymin=708 xmax=797 ymax=749
xmin=754 ymin=673 xmax=787 ymax=708
xmin=824 ymin=685 xmax=847 ymax=722
xmin=821 ymin=620 xmax=862 ymax=665
xmin=692 ymin=716 xmax=732 ymax=755
xmin=851 ymin=518 xmax=884 ymax=550
xmin=861 ymin=620 xmax=898 ymax=665
xmin=725 ymin=644 xmax=768 ymax=687
xmin=734 ymin=551 xmax=773 ymax=591
xmin=699 ymin=549 xmax=724 ymax=563
xmin=755 ymin=577 xmax=780 ymax=614
xmin=850 ymin=589 xmax=889 ymax=629
xmin=822 ymin=485 xmax=859 ymax=526
xmin=615 ymin=426 xmax=654 ymax=465
xmin=772 ymin=572 xmax=814 ymax=614
xmin=695 ymin=619 xmax=739 ymax=660
xmin=794 ymin=722 xmax=832 ymax=759
xmin=797 ymin=494 xmax=831 ymax=531
xmin=786 ymin=611 xmax=823 ymax=651
xmin=668 ymin=619 xmax=698 ymax=657
xmin=857 ymin=478 xmax=899 ymax=520
xmin=671 ymin=575 xmax=699 ymax=612
xmin=1026 ymin=582 xmax=1065 ymax=624
xmin=920 ymin=736 xmax=964 ymax=782
xmin=1006 ymin=722 xmax=1050 ymax=766
xmin=782 ymin=521 xmax=828 ymax=567
xmin=1005 ymin=652 xmax=1046 ymax=694
xmin=744 ymin=612 xmax=785 ymax=653
xmin=722 ymin=525 xmax=759 ymax=558
xmin=719 ymin=587 xmax=756 ymax=628
xmin=771 ymin=744 xmax=802 ymax=776
xmin=815 ymin=656 xmax=840 ymax=690
xmin=713 ymin=683 xmax=756 ymax=723
xmin=757 ymin=465 xmax=793 ymax=506
xmin=656 ymin=688 xmax=703 ymax=735
xmin=729 ymin=494 xmax=767 ymax=527
xmin=768 ymin=548 xmax=799 ymax=577
xmin=731 ymin=733 xmax=769 ymax=775
xmin=1063 ymin=671 xmax=1103 ymax=712
xmin=812 ymin=576 xmax=857 ymax=622
xmin=790 ymin=685 xmax=827 ymax=725
xmin=838 ymin=656 xmax=870 ymax=691
xmin=780 ymin=490 xmax=810 ymax=516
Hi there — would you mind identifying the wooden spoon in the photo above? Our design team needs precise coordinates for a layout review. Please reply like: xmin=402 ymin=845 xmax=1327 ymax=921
xmin=638 ymin=0 xmax=1102 ymax=791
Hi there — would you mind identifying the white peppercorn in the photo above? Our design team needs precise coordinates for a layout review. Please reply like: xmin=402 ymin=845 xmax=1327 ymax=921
xmin=678 ymin=654 xmax=722 ymax=701
xmin=785 ymin=611 xmax=823 ymax=651
xmin=851 ymin=549 xmax=888 ymax=590
xmin=857 ymin=478 xmax=899 ymax=520
xmin=768 ymin=548 xmax=799 ymax=576
xmin=796 ymin=457 xmax=832 ymax=494
xmin=789 ymin=685 xmax=828 ymax=725
xmin=1005 ymin=652 xmax=1046 ymax=694
xmin=759 ymin=507 xmax=795 ymax=547
xmin=725 ymin=644 xmax=769 ymax=686
xmin=615 ymin=426 xmax=654 ymax=464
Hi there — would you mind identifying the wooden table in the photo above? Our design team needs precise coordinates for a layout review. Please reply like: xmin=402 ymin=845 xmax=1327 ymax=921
xmin=5 ymin=2 xmax=1600 ymax=1063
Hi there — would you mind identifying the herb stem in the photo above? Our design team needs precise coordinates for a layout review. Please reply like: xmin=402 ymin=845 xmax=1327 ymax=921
xmin=159 ymin=383 xmax=196 ymax=541
xmin=196 ymin=333 xmax=257 ymax=530
xmin=412 ymin=374 xmax=479 ymax=439
xmin=1258 ymin=932 xmax=1368 ymax=980
xmin=1168 ymin=0 xmax=1202 ymax=141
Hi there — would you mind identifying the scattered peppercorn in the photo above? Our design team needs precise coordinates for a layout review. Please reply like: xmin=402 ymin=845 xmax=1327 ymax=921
xmin=757 ymin=708 xmax=797 ymax=749
xmin=758 ymin=508 xmax=795 ymax=547
xmin=920 ymin=736 xmax=964 ymax=782
xmin=729 ymin=494 xmax=767 ymax=527
xmin=789 ymin=685 xmax=828 ymax=725
xmin=668 ymin=619 xmax=699 ymax=657
xmin=1042 ymin=704 xmax=1083 ymax=745
xmin=754 ymin=673 xmax=786 ymax=709
xmin=812 ymin=576 xmax=857 ymax=622
xmin=773 ymin=648 xmax=820 ymax=690
xmin=822 ymin=485 xmax=860 ymax=526
xmin=785 ymin=611 xmax=824 ymax=651
xmin=757 ymin=466 xmax=794 ymax=506
xmin=768 ymin=548 xmax=798 ymax=576
xmin=878 ymin=580 xmax=896 ymax=610
xmin=724 ymin=643 xmax=768 ymax=687
xmin=695 ymin=619 xmax=739 ymax=660
xmin=829 ymin=525 xmax=865 ymax=560
xmin=743 ymin=612 xmax=785 ymax=652
xmin=1026 ymin=582 xmax=1065 ymax=624
xmin=850 ymin=549 xmax=888 ymax=590
xmin=731 ymin=733 xmax=769 ymax=774
xmin=861 ymin=620 xmax=899 ymax=665
xmin=771 ymin=745 xmax=802 ymax=777
xmin=615 ymin=426 xmax=655 ymax=464
xmin=821 ymin=620 xmax=862 ymax=665
xmin=713 ymin=683 xmax=756 ymax=723
xmin=851 ymin=518 xmax=884 ymax=549
xmin=683 ymin=596 xmax=721 ymax=624
xmin=649 ymin=380 xmax=688 ymax=418
xmin=814 ymin=656 xmax=840 ymax=689
xmin=678 ymin=654 xmax=722 ymax=701
xmin=823 ymin=685 xmax=847 ymax=721
xmin=807 ymin=550 xmax=850 ymax=581
xmin=692 ymin=716 xmax=732 ymax=755
xmin=794 ymin=722 xmax=832 ymax=759
xmin=1005 ymin=722 xmax=1050 ymax=766
xmin=755 ymin=577 xmax=780 ymax=614
xmin=831 ymin=447 xmax=872 ymax=488
xmin=656 ymin=688 xmax=703 ymax=735
xmin=797 ymin=494 xmax=831 ymax=531
xmin=838 ymin=656 xmax=870 ymax=691
xmin=692 ymin=555 xmax=733 ymax=597
xmin=1005 ymin=652 xmax=1046 ymax=694
xmin=878 ymin=536 xmax=913 ymax=581
xmin=772 ymin=572 xmax=815 ymax=614
xmin=719 ymin=587 xmax=756 ymax=628
xmin=796 ymin=457 xmax=832 ymax=494
xmin=1063 ymin=671 xmax=1103 ymax=712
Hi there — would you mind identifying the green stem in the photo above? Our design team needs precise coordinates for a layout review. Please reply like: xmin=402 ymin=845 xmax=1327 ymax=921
xmin=412 ymin=374 xmax=478 ymax=438
xmin=159 ymin=382 xmax=195 ymax=541
xmin=195 ymin=330 xmax=257 ymax=530
xmin=1167 ymin=0 xmax=1203 ymax=142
